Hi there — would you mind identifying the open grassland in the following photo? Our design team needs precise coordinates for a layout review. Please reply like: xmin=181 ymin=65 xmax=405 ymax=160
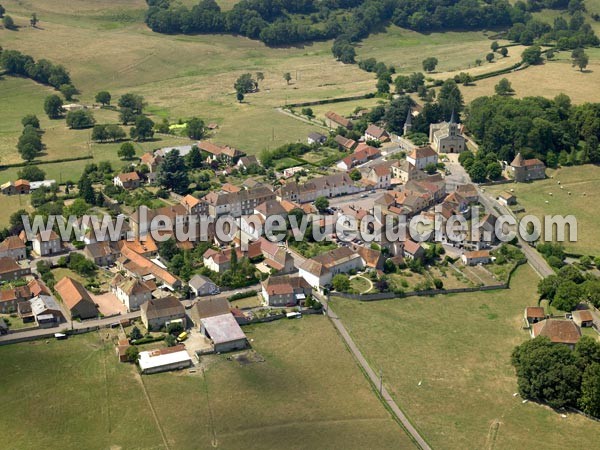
xmin=461 ymin=48 xmax=600 ymax=104
xmin=356 ymin=26 xmax=511 ymax=74
xmin=487 ymin=165 xmax=600 ymax=256
xmin=0 ymin=193 xmax=33 ymax=227
xmin=330 ymin=265 xmax=600 ymax=450
xmin=0 ymin=316 xmax=414 ymax=449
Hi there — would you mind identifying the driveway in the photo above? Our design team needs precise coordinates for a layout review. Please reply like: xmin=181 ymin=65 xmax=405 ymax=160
xmin=91 ymin=292 xmax=126 ymax=316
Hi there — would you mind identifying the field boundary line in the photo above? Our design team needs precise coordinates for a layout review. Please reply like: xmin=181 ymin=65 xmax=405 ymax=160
xmin=135 ymin=372 xmax=171 ymax=450
xmin=325 ymin=302 xmax=432 ymax=450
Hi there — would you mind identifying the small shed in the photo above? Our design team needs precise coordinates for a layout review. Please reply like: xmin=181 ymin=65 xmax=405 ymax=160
xmin=572 ymin=310 xmax=594 ymax=328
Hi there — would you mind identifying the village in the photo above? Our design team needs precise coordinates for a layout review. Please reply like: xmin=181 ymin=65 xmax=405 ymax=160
xmin=1 ymin=102 xmax=588 ymax=378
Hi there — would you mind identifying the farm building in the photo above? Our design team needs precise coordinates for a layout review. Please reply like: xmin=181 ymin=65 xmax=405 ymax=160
xmin=524 ymin=307 xmax=546 ymax=325
xmin=138 ymin=345 xmax=192 ymax=374
xmin=572 ymin=310 xmax=594 ymax=328
xmin=530 ymin=319 xmax=581 ymax=349
xmin=200 ymin=313 xmax=247 ymax=353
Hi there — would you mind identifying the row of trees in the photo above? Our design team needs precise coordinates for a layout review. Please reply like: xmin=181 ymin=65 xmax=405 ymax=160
xmin=0 ymin=48 xmax=74 ymax=92
xmin=537 ymin=262 xmax=600 ymax=311
xmin=17 ymin=118 xmax=43 ymax=162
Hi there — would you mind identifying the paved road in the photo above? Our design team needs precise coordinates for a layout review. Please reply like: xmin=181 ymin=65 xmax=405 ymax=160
xmin=325 ymin=300 xmax=431 ymax=450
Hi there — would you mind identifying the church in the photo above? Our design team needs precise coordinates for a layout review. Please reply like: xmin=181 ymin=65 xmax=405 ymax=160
xmin=429 ymin=111 xmax=466 ymax=154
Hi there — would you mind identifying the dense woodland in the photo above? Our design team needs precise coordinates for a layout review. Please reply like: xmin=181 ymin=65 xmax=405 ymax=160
xmin=144 ymin=0 xmax=598 ymax=54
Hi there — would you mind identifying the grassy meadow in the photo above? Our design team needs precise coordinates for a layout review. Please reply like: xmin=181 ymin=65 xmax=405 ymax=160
xmin=0 ymin=316 xmax=415 ymax=449
xmin=330 ymin=265 xmax=600 ymax=450
xmin=487 ymin=165 xmax=600 ymax=256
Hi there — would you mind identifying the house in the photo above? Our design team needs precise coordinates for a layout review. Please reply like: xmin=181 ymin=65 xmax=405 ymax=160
xmin=510 ymin=153 xmax=546 ymax=182
xmin=200 ymin=313 xmax=247 ymax=353
xmin=203 ymin=248 xmax=232 ymax=273
xmin=0 ymin=285 xmax=30 ymax=313
xmin=140 ymin=152 xmax=162 ymax=173
xmin=203 ymin=185 xmax=275 ymax=218
xmin=0 ymin=257 xmax=30 ymax=282
xmin=334 ymin=135 xmax=356 ymax=151
xmin=391 ymin=160 xmax=426 ymax=184
xmin=28 ymin=278 xmax=51 ymax=298
xmin=406 ymin=146 xmax=438 ymax=171
xmin=336 ymin=145 xmax=380 ymax=171
xmin=237 ymin=155 xmax=260 ymax=170
xmin=258 ymin=238 xmax=295 ymax=274
xmin=29 ymin=295 xmax=63 ymax=327
xmin=84 ymin=241 xmax=120 ymax=267
xmin=524 ymin=306 xmax=546 ymax=325
xmin=117 ymin=245 xmax=182 ymax=290
xmin=530 ymin=319 xmax=581 ymax=348
xmin=140 ymin=296 xmax=185 ymax=331
xmin=497 ymin=191 xmax=517 ymax=206
xmin=364 ymin=124 xmax=389 ymax=142
xmin=113 ymin=172 xmax=141 ymax=190
xmin=299 ymin=247 xmax=364 ymax=289
xmin=0 ymin=236 xmax=27 ymax=260
xmin=366 ymin=161 xmax=394 ymax=189
xmin=32 ymin=230 xmax=61 ymax=256
xmin=456 ymin=184 xmax=479 ymax=203
xmin=198 ymin=141 xmax=244 ymax=164
xmin=189 ymin=274 xmax=218 ymax=296
xmin=277 ymin=172 xmax=361 ymax=204
xmin=325 ymin=111 xmax=353 ymax=129
xmin=307 ymin=132 xmax=327 ymax=145
xmin=572 ymin=310 xmax=594 ymax=327
xmin=353 ymin=245 xmax=385 ymax=271
xmin=461 ymin=250 xmax=492 ymax=265
xmin=180 ymin=194 xmax=206 ymax=215
xmin=111 ymin=274 xmax=153 ymax=312
xmin=429 ymin=112 xmax=466 ymax=153
xmin=129 ymin=204 xmax=189 ymax=237
xmin=138 ymin=345 xmax=192 ymax=374
xmin=403 ymin=240 xmax=424 ymax=261
xmin=261 ymin=275 xmax=312 ymax=306
xmin=14 ymin=179 xmax=31 ymax=195
xmin=54 ymin=277 xmax=98 ymax=320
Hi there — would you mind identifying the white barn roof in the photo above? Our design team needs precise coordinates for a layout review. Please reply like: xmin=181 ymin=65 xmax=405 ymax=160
xmin=138 ymin=349 xmax=192 ymax=372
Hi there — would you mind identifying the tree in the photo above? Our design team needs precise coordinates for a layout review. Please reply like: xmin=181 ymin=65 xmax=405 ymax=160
xmin=234 ymin=73 xmax=256 ymax=95
xmin=78 ymin=176 xmax=96 ymax=205
xmin=256 ymin=71 xmax=264 ymax=87
xmin=283 ymin=72 xmax=292 ymax=85
xmin=165 ymin=334 xmax=177 ymax=347
xmin=66 ymin=110 xmax=95 ymax=129
xmin=475 ymin=58 xmax=483 ymax=66
xmin=580 ymin=363 xmax=600 ymax=417
xmin=130 ymin=115 xmax=154 ymax=141
xmin=105 ymin=124 xmax=125 ymax=141
xmin=376 ymin=78 xmax=390 ymax=94
xmin=156 ymin=149 xmax=190 ymax=194
xmin=552 ymin=280 xmax=582 ymax=312
xmin=125 ymin=346 xmax=139 ymax=362
xmin=437 ymin=79 xmax=464 ymax=118
xmin=21 ymin=114 xmax=40 ymax=129
xmin=349 ymin=169 xmax=362 ymax=181
xmin=30 ymin=13 xmax=38 ymax=27
xmin=17 ymin=165 xmax=45 ymax=181
xmin=572 ymin=48 xmax=589 ymax=71
xmin=301 ymin=107 xmax=313 ymax=118
xmin=91 ymin=125 xmax=108 ymax=142
xmin=486 ymin=161 xmax=502 ymax=179
xmin=0 ymin=4 xmax=4 ymax=17
xmin=546 ymin=49 xmax=555 ymax=60
xmin=424 ymin=162 xmax=437 ymax=174
xmin=43 ymin=94 xmax=64 ymax=119
xmin=314 ymin=196 xmax=329 ymax=212
xmin=499 ymin=47 xmax=508 ymax=57
xmin=486 ymin=52 xmax=495 ymax=63
xmin=491 ymin=41 xmax=499 ymax=52
xmin=129 ymin=326 xmax=143 ymax=341
xmin=60 ymin=84 xmax=77 ymax=101
xmin=512 ymin=337 xmax=582 ymax=409
xmin=332 ymin=274 xmax=350 ymax=292
xmin=3 ymin=15 xmax=15 ymax=30
xmin=186 ymin=117 xmax=205 ymax=139
xmin=118 ymin=142 xmax=135 ymax=160
xmin=119 ymin=107 xmax=136 ymax=125
xmin=118 ymin=93 xmax=144 ymax=114
xmin=522 ymin=46 xmax=543 ymax=65
xmin=236 ymin=92 xmax=244 ymax=103
xmin=468 ymin=160 xmax=487 ymax=182
xmin=95 ymin=91 xmax=111 ymax=106
xmin=159 ymin=238 xmax=179 ymax=262
xmin=422 ymin=57 xmax=438 ymax=72
xmin=495 ymin=78 xmax=514 ymax=96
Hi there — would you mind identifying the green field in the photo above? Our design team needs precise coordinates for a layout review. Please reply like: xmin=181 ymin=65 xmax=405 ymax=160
xmin=330 ymin=265 xmax=600 ymax=449
xmin=487 ymin=165 xmax=600 ymax=255
xmin=0 ymin=316 xmax=415 ymax=449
